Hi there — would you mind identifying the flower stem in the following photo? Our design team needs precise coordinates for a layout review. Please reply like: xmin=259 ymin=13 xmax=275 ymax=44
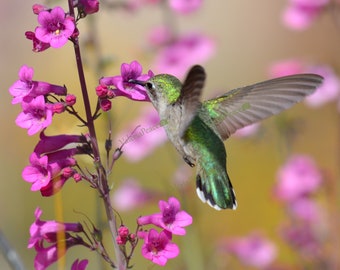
xmin=67 ymin=1 xmax=126 ymax=268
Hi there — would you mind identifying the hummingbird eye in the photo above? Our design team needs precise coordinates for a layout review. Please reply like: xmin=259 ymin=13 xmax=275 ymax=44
xmin=145 ymin=82 xmax=155 ymax=91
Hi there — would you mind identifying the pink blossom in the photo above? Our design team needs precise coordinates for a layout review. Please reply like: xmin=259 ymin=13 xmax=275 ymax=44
xmin=268 ymin=59 xmax=305 ymax=77
xmin=115 ymin=107 xmax=167 ymax=162
xmin=71 ymin=259 xmax=88 ymax=270
xmin=169 ymin=0 xmax=202 ymax=14
xmin=15 ymin=95 xmax=51 ymax=134
xmin=22 ymin=152 xmax=51 ymax=191
xmin=34 ymin=132 xmax=86 ymax=156
xmin=99 ymin=61 xmax=153 ymax=101
xmin=304 ymin=65 xmax=340 ymax=107
xmin=219 ymin=233 xmax=277 ymax=268
xmin=77 ymin=0 xmax=99 ymax=15
xmin=233 ymin=123 xmax=260 ymax=138
xmin=25 ymin=31 xmax=51 ymax=52
xmin=138 ymin=229 xmax=179 ymax=266
xmin=32 ymin=4 xmax=49 ymax=15
xmin=281 ymin=224 xmax=320 ymax=256
xmin=28 ymin=207 xmax=83 ymax=248
xmin=35 ymin=6 xmax=75 ymax=48
xmin=22 ymin=150 xmax=77 ymax=192
xmin=111 ymin=179 xmax=155 ymax=211
xmin=9 ymin=65 xmax=66 ymax=104
xmin=269 ymin=60 xmax=340 ymax=107
xmin=289 ymin=198 xmax=322 ymax=222
xmin=99 ymin=99 xmax=111 ymax=111
xmin=40 ymin=174 xmax=72 ymax=196
xmin=65 ymin=94 xmax=77 ymax=106
xmin=153 ymin=32 xmax=215 ymax=78
xmin=29 ymin=208 xmax=85 ymax=270
xmin=274 ymin=155 xmax=322 ymax=202
xmin=147 ymin=25 xmax=174 ymax=47
xmin=282 ymin=0 xmax=329 ymax=30
xmin=138 ymin=197 xmax=192 ymax=235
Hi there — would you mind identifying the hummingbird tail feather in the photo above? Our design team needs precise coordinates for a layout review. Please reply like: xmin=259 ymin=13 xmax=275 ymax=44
xmin=196 ymin=166 xmax=237 ymax=210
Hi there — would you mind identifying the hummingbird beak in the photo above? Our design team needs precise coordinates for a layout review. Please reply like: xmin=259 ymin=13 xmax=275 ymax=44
xmin=128 ymin=79 xmax=147 ymax=86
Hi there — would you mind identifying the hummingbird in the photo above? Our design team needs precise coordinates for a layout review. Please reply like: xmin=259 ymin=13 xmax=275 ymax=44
xmin=129 ymin=65 xmax=323 ymax=210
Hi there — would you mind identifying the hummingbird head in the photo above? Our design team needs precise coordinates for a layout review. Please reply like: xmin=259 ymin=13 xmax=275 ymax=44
xmin=129 ymin=74 xmax=182 ymax=109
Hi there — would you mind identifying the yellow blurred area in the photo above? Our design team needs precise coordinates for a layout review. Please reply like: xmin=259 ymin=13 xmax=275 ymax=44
xmin=0 ymin=1 xmax=339 ymax=269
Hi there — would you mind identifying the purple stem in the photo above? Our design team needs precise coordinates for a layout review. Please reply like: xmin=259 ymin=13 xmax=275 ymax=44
xmin=67 ymin=1 xmax=126 ymax=269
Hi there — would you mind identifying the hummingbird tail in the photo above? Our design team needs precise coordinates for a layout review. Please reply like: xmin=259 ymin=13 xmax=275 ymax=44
xmin=195 ymin=165 xmax=237 ymax=210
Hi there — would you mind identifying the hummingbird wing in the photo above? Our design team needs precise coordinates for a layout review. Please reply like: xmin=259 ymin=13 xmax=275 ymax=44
xmin=202 ymin=74 xmax=323 ymax=140
xmin=178 ymin=65 xmax=206 ymax=138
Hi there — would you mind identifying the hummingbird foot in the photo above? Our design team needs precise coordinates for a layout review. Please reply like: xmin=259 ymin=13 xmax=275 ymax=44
xmin=183 ymin=156 xmax=195 ymax=167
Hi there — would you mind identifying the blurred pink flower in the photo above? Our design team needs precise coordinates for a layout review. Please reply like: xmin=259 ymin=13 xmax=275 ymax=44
xmin=169 ymin=0 xmax=202 ymax=14
xmin=282 ymin=0 xmax=329 ymax=30
xmin=115 ymin=107 xmax=168 ymax=162
xmin=233 ymin=123 xmax=260 ymax=138
xmin=147 ymin=25 xmax=174 ymax=47
xmin=289 ymin=198 xmax=322 ymax=222
xmin=111 ymin=179 xmax=154 ymax=211
xmin=274 ymin=155 xmax=322 ymax=202
xmin=153 ymin=32 xmax=215 ymax=78
xmin=304 ymin=65 xmax=340 ymax=107
xmin=269 ymin=60 xmax=340 ymax=107
xmin=281 ymin=224 xmax=320 ymax=256
xmin=219 ymin=233 xmax=277 ymax=268
xmin=268 ymin=59 xmax=304 ymax=77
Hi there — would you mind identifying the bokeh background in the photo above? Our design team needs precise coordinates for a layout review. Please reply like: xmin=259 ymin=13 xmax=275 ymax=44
xmin=1 ymin=0 xmax=339 ymax=269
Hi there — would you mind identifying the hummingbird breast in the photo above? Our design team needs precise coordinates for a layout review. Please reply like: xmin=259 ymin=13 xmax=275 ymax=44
xmin=160 ymin=105 xmax=226 ymax=167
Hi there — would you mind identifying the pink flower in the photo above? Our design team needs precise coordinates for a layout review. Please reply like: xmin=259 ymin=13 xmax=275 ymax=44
xmin=219 ymin=233 xmax=277 ymax=268
xmin=22 ymin=152 xmax=51 ymax=191
xmin=29 ymin=208 xmax=85 ymax=270
xmin=28 ymin=207 xmax=83 ymax=248
xmin=138 ymin=197 xmax=192 ymax=235
xmin=138 ymin=229 xmax=179 ymax=266
xmin=9 ymin=65 xmax=66 ymax=104
xmin=274 ymin=155 xmax=322 ymax=202
xmin=115 ymin=107 xmax=167 ymax=162
xmin=32 ymin=4 xmax=49 ymax=15
xmin=289 ymin=198 xmax=322 ymax=222
xmin=77 ymin=0 xmax=99 ymax=15
xmin=40 ymin=174 xmax=73 ymax=196
xmin=15 ymin=95 xmax=53 ymax=135
xmin=147 ymin=25 xmax=174 ymax=47
xmin=153 ymin=32 xmax=215 ymax=78
xmin=99 ymin=60 xmax=153 ymax=101
xmin=34 ymin=132 xmax=86 ymax=156
xmin=22 ymin=151 xmax=77 ymax=192
xmin=304 ymin=65 xmax=340 ymax=107
xmin=99 ymin=99 xmax=111 ymax=111
xmin=268 ymin=59 xmax=304 ymax=77
xmin=65 ymin=94 xmax=77 ymax=106
xmin=282 ymin=0 xmax=329 ymax=30
xmin=281 ymin=224 xmax=320 ymax=256
xmin=71 ymin=259 xmax=88 ymax=270
xmin=233 ymin=123 xmax=260 ymax=138
xmin=269 ymin=60 xmax=340 ymax=107
xmin=35 ymin=6 xmax=75 ymax=48
xmin=169 ymin=0 xmax=202 ymax=14
xmin=25 ymin=31 xmax=51 ymax=52
xmin=111 ymin=179 xmax=155 ymax=211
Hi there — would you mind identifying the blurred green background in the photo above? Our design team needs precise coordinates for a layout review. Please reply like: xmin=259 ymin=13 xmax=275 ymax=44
xmin=1 ymin=1 xmax=339 ymax=269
